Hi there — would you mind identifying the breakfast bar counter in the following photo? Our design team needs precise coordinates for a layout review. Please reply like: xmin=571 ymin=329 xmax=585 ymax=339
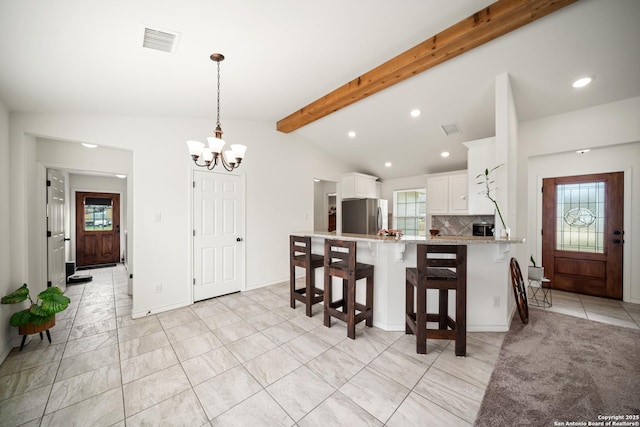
xmin=293 ymin=231 xmax=525 ymax=332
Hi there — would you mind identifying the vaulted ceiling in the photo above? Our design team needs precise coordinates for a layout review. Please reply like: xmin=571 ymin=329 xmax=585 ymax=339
xmin=0 ymin=0 xmax=638 ymax=179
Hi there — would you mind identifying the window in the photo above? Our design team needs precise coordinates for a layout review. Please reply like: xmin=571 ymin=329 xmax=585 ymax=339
xmin=393 ymin=188 xmax=426 ymax=236
xmin=84 ymin=197 xmax=113 ymax=231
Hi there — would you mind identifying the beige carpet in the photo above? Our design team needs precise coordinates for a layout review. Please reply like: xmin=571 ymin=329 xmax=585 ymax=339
xmin=475 ymin=308 xmax=640 ymax=426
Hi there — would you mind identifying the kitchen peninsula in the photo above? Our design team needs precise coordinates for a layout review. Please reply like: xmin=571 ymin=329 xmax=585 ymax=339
xmin=294 ymin=231 xmax=525 ymax=332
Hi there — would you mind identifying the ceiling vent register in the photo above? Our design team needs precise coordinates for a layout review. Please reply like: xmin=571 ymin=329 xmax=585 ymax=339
xmin=441 ymin=122 xmax=461 ymax=136
xmin=142 ymin=27 xmax=179 ymax=53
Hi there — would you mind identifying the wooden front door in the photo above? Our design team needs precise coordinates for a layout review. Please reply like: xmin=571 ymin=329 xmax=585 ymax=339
xmin=76 ymin=192 xmax=121 ymax=267
xmin=542 ymin=172 xmax=624 ymax=299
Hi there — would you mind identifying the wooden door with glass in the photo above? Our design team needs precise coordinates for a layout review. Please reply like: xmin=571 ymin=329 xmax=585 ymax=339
xmin=76 ymin=192 xmax=121 ymax=267
xmin=542 ymin=172 xmax=623 ymax=299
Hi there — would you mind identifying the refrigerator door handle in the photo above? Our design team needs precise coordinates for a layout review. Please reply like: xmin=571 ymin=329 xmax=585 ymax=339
xmin=377 ymin=207 xmax=382 ymax=230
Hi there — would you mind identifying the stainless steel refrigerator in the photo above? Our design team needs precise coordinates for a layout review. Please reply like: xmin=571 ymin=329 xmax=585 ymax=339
xmin=342 ymin=198 xmax=388 ymax=235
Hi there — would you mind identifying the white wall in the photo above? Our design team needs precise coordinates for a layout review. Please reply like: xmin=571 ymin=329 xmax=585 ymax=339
xmin=0 ymin=99 xmax=12 ymax=360
xmin=8 ymin=113 xmax=351 ymax=321
xmin=519 ymin=97 xmax=640 ymax=303
xmin=494 ymin=73 xmax=519 ymax=319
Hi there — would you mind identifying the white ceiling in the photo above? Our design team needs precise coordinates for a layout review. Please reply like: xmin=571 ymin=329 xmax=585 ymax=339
xmin=1 ymin=0 xmax=638 ymax=180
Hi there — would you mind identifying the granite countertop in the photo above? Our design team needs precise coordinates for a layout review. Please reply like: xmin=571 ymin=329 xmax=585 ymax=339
xmin=295 ymin=231 xmax=525 ymax=244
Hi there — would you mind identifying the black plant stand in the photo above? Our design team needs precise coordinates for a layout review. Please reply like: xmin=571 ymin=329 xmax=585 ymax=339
xmin=19 ymin=329 xmax=52 ymax=351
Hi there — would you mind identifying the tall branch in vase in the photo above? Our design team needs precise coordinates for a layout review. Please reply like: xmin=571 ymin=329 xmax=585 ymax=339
xmin=476 ymin=164 xmax=507 ymax=233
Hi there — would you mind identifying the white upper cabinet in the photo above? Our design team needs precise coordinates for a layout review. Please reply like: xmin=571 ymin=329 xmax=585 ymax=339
xmin=426 ymin=176 xmax=449 ymax=214
xmin=341 ymin=172 xmax=378 ymax=199
xmin=427 ymin=171 xmax=468 ymax=215
xmin=463 ymin=137 xmax=496 ymax=215
xmin=448 ymin=174 xmax=468 ymax=214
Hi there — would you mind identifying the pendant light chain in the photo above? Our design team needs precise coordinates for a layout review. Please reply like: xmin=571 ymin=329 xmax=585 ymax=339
xmin=216 ymin=59 xmax=221 ymax=129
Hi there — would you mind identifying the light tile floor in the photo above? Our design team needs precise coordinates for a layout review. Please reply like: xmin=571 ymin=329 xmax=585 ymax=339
xmin=0 ymin=265 xmax=638 ymax=426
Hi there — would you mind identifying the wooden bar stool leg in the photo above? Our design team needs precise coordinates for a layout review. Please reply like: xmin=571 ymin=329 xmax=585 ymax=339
xmin=347 ymin=277 xmax=356 ymax=339
xmin=365 ymin=275 xmax=374 ymax=327
xmin=439 ymin=289 xmax=448 ymax=330
xmin=405 ymin=280 xmax=414 ymax=335
xmin=456 ymin=280 xmax=467 ymax=357
xmin=416 ymin=282 xmax=427 ymax=354
xmin=342 ymin=279 xmax=348 ymax=312
xmin=306 ymin=269 xmax=314 ymax=317
xmin=290 ymin=262 xmax=296 ymax=309
xmin=324 ymin=269 xmax=331 ymax=328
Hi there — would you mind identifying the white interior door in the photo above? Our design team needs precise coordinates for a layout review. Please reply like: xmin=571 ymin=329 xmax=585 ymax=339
xmin=193 ymin=170 xmax=245 ymax=301
xmin=47 ymin=169 xmax=66 ymax=292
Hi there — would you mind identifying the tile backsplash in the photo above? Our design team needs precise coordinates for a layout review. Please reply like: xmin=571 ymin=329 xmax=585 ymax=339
xmin=431 ymin=215 xmax=494 ymax=236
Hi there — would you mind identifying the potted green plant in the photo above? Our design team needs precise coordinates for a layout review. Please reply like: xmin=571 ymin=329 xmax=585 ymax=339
xmin=476 ymin=164 xmax=509 ymax=238
xmin=1 ymin=283 xmax=70 ymax=349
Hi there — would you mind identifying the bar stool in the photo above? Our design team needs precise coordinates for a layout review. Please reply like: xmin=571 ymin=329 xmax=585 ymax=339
xmin=405 ymin=244 xmax=467 ymax=356
xmin=323 ymin=239 xmax=374 ymax=339
xmin=290 ymin=235 xmax=324 ymax=317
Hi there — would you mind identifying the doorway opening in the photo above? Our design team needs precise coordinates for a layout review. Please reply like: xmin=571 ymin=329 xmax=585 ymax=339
xmin=314 ymin=179 xmax=337 ymax=232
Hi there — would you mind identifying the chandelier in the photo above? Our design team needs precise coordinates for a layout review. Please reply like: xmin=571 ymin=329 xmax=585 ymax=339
xmin=186 ymin=53 xmax=247 ymax=171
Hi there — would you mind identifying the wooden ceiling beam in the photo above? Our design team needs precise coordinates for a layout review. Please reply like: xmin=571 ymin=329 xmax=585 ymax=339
xmin=276 ymin=0 xmax=578 ymax=133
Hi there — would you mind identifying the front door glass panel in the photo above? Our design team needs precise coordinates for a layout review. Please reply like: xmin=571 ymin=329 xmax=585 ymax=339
xmin=555 ymin=182 xmax=604 ymax=253
xmin=84 ymin=197 xmax=113 ymax=231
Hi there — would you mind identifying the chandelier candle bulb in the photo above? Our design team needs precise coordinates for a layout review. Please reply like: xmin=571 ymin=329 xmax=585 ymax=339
xmin=201 ymin=149 xmax=214 ymax=163
xmin=224 ymin=150 xmax=236 ymax=165
xmin=207 ymin=137 xmax=225 ymax=153
xmin=186 ymin=140 xmax=205 ymax=159
xmin=230 ymin=144 xmax=247 ymax=160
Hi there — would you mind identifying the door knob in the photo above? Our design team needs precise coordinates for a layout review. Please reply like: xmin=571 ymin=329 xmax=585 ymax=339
xmin=613 ymin=230 xmax=621 ymax=235
xmin=613 ymin=239 xmax=622 ymax=244
xmin=236 ymin=237 xmax=243 ymax=242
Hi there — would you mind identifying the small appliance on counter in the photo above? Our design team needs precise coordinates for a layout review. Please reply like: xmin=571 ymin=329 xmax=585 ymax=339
xmin=472 ymin=223 xmax=494 ymax=237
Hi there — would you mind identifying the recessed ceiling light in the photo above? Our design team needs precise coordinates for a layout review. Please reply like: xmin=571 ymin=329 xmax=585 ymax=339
xmin=81 ymin=143 xmax=98 ymax=148
xmin=410 ymin=109 xmax=421 ymax=118
xmin=441 ymin=151 xmax=450 ymax=158
xmin=348 ymin=131 xmax=356 ymax=138
xmin=384 ymin=162 xmax=392 ymax=167
xmin=116 ymin=174 xmax=127 ymax=179
xmin=572 ymin=77 xmax=592 ymax=88
xmin=575 ymin=149 xmax=590 ymax=154
xmin=313 ymin=178 xmax=321 ymax=182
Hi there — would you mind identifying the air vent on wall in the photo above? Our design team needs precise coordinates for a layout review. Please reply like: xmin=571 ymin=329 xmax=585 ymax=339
xmin=141 ymin=26 xmax=180 ymax=53
xmin=441 ymin=122 xmax=461 ymax=136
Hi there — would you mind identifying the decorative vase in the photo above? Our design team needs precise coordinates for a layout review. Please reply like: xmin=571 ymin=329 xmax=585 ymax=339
xmin=495 ymin=226 xmax=510 ymax=240
xmin=528 ymin=266 xmax=544 ymax=281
